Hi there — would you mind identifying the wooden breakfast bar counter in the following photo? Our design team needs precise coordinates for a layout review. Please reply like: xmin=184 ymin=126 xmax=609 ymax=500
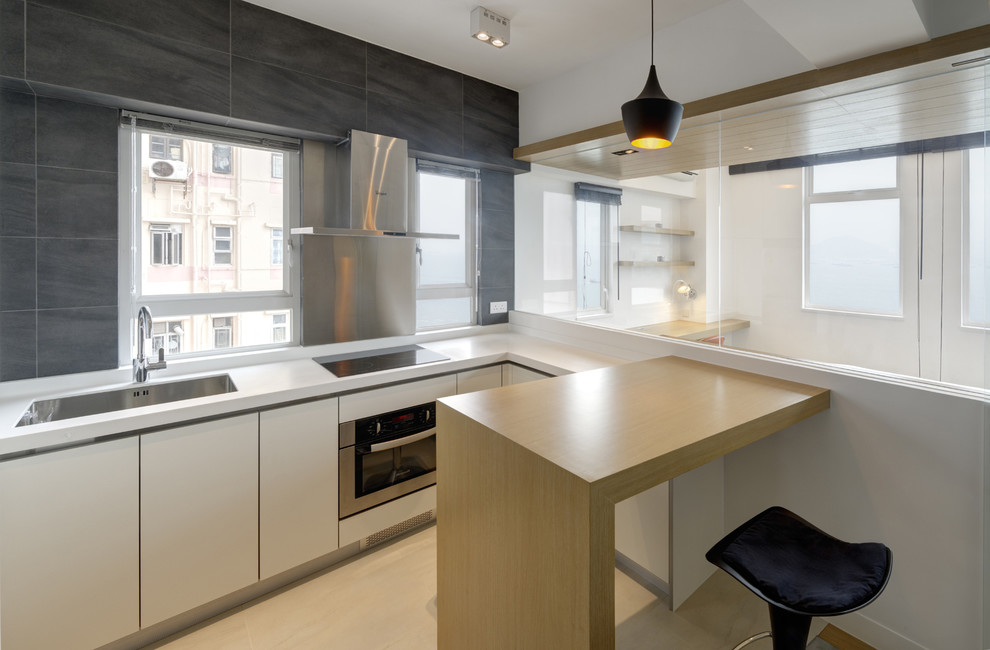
xmin=436 ymin=355 xmax=830 ymax=650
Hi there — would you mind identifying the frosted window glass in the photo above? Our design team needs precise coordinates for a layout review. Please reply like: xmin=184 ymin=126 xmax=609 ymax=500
xmin=813 ymin=157 xmax=897 ymax=193
xmin=808 ymin=199 xmax=900 ymax=313
xmin=416 ymin=297 xmax=472 ymax=329
xmin=418 ymin=174 xmax=466 ymax=286
xmin=968 ymin=148 xmax=988 ymax=324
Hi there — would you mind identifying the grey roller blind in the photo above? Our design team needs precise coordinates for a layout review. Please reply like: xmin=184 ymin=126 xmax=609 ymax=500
xmin=415 ymin=159 xmax=480 ymax=181
xmin=120 ymin=110 xmax=300 ymax=152
xmin=574 ymin=182 xmax=622 ymax=205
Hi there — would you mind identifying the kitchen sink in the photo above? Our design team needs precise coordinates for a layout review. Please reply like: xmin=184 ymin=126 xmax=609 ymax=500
xmin=16 ymin=374 xmax=237 ymax=427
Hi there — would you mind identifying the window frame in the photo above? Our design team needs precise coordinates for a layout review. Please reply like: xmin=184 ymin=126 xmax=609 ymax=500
xmin=212 ymin=144 xmax=232 ymax=174
xmin=149 ymin=223 xmax=183 ymax=266
xmin=271 ymin=227 xmax=283 ymax=266
xmin=149 ymin=135 xmax=183 ymax=161
xmin=802 ymin=156 xmax=907 ymax=318
xmin=118 ymin=112 xmax=301 ymax=364
xmin=212 ymin=225 xmax=233 ymax=266
xmin=151 ymin=319 xmax=184 ymax=356
xmin=409 ymin=160 xmax=479 ymax=330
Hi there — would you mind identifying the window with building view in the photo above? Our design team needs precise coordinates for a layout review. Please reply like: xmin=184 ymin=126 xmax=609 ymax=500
xmin=805 ymin=157 xmax=902 ymax=315
xmin=120 ymin=113 xmax=299 ymax=357
xmin=412 ymin=161 xmax=478 ymax=330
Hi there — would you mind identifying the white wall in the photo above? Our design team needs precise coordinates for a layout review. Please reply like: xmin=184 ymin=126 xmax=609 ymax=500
xmin=510 ymin=311 xmax=987 ymax=650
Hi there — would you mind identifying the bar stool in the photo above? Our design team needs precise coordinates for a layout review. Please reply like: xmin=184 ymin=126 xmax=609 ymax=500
xmin=705 ymin=506 xmax=892 ymax=650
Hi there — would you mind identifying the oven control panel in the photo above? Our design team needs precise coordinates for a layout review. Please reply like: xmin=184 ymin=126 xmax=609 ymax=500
xmin=344 ymin=401 xmax=435 ymax=447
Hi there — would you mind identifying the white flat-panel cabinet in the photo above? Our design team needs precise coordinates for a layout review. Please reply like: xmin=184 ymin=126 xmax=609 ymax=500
xmin=456 ymin=366 xmax=503 ymax=394
xmin=0 ymin=438 xmax=139 ymax=650
xmin=339 ymin=374 xmax=458 ymax=422
xmin=140 ymin=414 xmax=259 ymax=627
xmin=502 ymin=363 xmax=551 ymax=385
xmin=260 ymin=398 xmax=339 ymax=580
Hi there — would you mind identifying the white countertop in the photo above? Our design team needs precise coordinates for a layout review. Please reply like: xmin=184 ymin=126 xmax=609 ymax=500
xmin=0 ymin=330 xmax=627 ymax=457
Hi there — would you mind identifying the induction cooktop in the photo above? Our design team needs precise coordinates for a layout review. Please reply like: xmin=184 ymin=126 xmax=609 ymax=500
xmin=313 ymin=345 xmax=449 ymax=378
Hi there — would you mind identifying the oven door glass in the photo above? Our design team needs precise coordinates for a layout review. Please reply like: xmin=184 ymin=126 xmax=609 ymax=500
xmin=356 ymin=433 xmax=436 ymax=497
xmin=339 ymin=431 xmax=437 ymax=519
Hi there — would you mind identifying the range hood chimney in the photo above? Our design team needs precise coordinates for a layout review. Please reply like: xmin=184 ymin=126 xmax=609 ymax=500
xmin=292 ymin=130 xmax=455 ymax=239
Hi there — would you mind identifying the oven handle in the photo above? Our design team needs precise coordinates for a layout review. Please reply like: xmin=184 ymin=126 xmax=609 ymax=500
xmin=365 ymin=427 xmax=436 ymax=453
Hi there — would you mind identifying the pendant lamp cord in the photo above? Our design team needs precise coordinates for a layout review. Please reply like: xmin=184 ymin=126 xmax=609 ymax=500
xmin=650 ymin=0 xmax=655 ymax=66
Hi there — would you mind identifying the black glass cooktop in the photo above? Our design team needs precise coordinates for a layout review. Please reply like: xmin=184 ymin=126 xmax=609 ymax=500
xmin=313 ymin=345 xmax=449 ymax=378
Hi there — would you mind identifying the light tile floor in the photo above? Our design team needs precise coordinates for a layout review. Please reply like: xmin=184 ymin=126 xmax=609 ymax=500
xmin=144 ymin=523 xmax=827 ymax=649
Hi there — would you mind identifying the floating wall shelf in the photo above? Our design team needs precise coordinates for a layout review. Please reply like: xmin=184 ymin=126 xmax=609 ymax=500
xmin=620 ymin=225 xmax=695 ymax=236
xmin=618 ymin=260 xmax=695 ymax=268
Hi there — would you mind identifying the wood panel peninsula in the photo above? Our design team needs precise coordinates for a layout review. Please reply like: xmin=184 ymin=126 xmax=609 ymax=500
xmin=436 ymin=355 xmax=830 ymax=650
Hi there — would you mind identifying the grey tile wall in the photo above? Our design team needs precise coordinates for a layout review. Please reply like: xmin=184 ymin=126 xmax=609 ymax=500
xmin=0 ymin=0 xmax=24 ymax=78
xmin=0 ymin=90 xmax=118 ymax=380
xmin=479 ymin=170 xmax=514 ymax=325
xmin=0 ymin=0 xmax=527 ymax=380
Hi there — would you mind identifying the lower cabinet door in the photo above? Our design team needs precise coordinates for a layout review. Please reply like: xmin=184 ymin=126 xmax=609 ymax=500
xmin=0 ymin=437 xmax=139 ymax=650
xmin=260 ymin=398 xmax=339 ymax=580
xmin=456 ymin=366 xmax=503 ymax=394
xmin=140 ymin=414 xmax=259 ymax=627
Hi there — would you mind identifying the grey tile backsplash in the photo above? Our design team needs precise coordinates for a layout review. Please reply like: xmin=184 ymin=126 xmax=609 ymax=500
xmin=0 ymin=0 xmax=524 ymax=381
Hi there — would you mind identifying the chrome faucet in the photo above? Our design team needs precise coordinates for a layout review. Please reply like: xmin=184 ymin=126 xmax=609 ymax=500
xmin=134 ymin=306 xmax=167 ymax=382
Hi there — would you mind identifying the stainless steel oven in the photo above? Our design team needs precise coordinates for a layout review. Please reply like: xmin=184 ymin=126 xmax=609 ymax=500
xmin=339 ymin=401 xmax=437 ymax=519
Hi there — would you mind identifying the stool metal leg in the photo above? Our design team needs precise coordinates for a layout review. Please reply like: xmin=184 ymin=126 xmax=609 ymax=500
xmin=767 ymin=605 xmax=812 ymax=650
xmin=731 ymin=631 xmax=772 ymax=650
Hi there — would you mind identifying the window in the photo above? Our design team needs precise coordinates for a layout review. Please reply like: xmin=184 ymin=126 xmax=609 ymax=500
xmin=965 ymin=147 xmax=988 ymax=326
xmin=213 ymin=226 xmax=233 ymax=265
xmin=212 ymin=316 xmax=233 ymax=349
xmin=574 ymin=183 xmax=619 ymax=314
xmin=150 ymin=224 xmax=183 ymax=266
xmin=272 ymin=153 xmax=283 ymax=179
xmin=272 ymin=312 xmax=288 ymax=342
xmin=804 ymin=157 xmax=902 ymax=315
xmin=151 ymin=320 xmax=184 ymax=355
xmin=212 ymin=144 xmax=232 ymax=174
xmin=120 ymin=112 xmax=299 ymax=358
xmin=149 ymin=135 xmax=182 ymax=160
xmin=271 ymin=228 xmax=283 ymax=266
xmin=411 ymin=161 xmax=478 ymax=330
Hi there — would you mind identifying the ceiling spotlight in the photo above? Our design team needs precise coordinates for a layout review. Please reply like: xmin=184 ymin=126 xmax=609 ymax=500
xmin=612 ymin=149 xmax=639 ymax=156
xmin=471 ymin=6 xmax=510 ymax=49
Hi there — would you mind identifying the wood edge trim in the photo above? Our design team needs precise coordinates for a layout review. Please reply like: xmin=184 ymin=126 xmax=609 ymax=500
xmin=513 ymin=24 xmax=990 ymax=162
xmin=818 ymin=623 xmax=878 ymax=650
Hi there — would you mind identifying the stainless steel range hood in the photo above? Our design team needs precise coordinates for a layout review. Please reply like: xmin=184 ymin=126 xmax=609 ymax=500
xmin=292 ymin=130 xmax=456 ymax=239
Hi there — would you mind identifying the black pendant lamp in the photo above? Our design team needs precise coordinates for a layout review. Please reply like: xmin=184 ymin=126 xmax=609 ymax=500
xmin=621 ymin=0 xmax=683 ymax=149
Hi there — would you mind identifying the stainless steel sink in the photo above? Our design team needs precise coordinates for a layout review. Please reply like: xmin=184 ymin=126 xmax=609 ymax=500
xmin=17 ymin=374 xmax=237 ymax=427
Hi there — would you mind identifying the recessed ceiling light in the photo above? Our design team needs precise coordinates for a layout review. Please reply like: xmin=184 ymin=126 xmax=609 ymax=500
xmin=612 ymin=149 xmax=639 ymax=156
xmin=743 ymin=145 xmax=754 ymax=151
xmin=476 ymin=32 xmax=490 ymax=41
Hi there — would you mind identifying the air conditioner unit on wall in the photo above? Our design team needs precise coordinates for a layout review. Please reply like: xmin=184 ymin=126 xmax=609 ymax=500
xmin=149 ymin=160 xmax=190 ymax=181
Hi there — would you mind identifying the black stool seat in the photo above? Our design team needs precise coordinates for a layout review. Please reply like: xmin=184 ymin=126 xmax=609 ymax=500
xmin=706 ymin=506 xmax=892 ymax=650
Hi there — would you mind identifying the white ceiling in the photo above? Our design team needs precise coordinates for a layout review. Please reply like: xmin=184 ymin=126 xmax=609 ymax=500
xmin=243 ymin=0 xmax=989 ymax=92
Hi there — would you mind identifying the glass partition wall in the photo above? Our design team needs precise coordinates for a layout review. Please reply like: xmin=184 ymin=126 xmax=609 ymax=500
xmin=516 ymin=55 xmax=990 ymax=392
